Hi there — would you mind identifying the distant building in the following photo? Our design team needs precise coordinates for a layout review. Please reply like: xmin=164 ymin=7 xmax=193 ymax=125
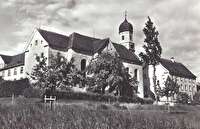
xmin=0 ymin=14 xmax=197 ymax=100
xmin=149 ymin=57 xmax=197 ymax=102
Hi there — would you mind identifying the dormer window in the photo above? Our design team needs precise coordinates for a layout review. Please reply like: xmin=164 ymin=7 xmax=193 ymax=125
xmin=122 ymin=35 xmax=125 ymax=40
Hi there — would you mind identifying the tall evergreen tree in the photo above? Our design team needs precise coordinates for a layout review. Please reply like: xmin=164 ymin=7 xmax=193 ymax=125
xmin=139 ymin=16 xmax=162 ymax=102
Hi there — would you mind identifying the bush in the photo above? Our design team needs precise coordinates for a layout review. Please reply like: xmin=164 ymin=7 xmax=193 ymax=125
xmin=0 ymin=79 xmax=30 ymax=97
xmin=176 ymin=92 xmax=190 ymax=104
xmin=44 ymin=90 xmax=151 ymax=104
xmin=192 ymin=92 xmax=200 ymax=105
xmin=23 ymin=87 xmax=43 ymax=98
xmin=96 ymin=104 xmax=110 ymax=110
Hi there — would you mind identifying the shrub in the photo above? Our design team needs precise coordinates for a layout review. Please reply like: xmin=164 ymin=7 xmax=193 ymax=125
xmin=192 ymin=91 xmax=200 ymax=105
xmin=43 ymin=90 xmax=151 ymax=104
xmin=0 ymin=79 xmax=30 ymax=97
xmin=113 ymin=102 xmax=128 ymax=110
xmin=96 ymin=104 xmax=110 ymax=110
xmin=23 ymin=87 xmax=43 ymax=98
xmin=176 ymin=92 xmax=190 ymax=104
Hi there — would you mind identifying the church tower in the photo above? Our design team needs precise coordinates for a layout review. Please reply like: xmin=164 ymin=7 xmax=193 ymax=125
xmin=119 ymin=12 xmax=135 ymax=52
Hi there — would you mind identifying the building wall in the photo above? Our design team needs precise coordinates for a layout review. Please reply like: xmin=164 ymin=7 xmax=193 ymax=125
xmin=24 ymin=30 xmax=49 ymax=77
xmin=119 ymin=31 xmax=133 ymax=50
xmin=123 ymin=62 xmax=144 ymax=98
xmin=174 ymin=76 xmax=196 ymax=100
xmin=0 ymin=56 xmax=5 ymax=77
xmin=1 ymin=65 xmax=25 ymax=80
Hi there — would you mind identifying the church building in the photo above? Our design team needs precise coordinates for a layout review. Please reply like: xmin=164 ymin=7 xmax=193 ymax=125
xmin=0 ymin=15 xmax=197 ymax=100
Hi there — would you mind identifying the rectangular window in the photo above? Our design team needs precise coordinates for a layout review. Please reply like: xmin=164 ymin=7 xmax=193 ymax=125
xmin=185 ymin=85 xmax=187 ymax=91
xmin=14 ymin=68 xmax=17 ymax=75
xmin=8 ymin=70 xmax=11 ymax=76
xmin=122 ymin=35 xmax=124 ymax=40
xmin=2 ymin=71 xmax=5 ymax=77
xmin=20 ymin=67 xmax=23 ymax=74
xmin=35 ymin=40 xmax=38 ymax=46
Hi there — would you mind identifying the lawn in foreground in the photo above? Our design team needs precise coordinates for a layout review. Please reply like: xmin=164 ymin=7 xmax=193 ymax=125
xmin=0 ymin=97 xmax=200 ymax=129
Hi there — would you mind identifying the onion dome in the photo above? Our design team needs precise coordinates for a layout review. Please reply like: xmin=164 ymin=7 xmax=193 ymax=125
xmin=119 ymin=18 xmax=133 ymax=33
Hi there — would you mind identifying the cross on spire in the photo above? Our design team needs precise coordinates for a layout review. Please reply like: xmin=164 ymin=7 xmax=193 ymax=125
xmin=125 ymin=10 xmax=128 ymax=19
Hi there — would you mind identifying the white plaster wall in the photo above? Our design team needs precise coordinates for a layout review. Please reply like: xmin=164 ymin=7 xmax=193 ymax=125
xmin=71 ymin=51 xmax=93 ymax=70
xmin=176 ymin=77 xmax=196 ymax=100
xmin=0 ymin=56 xmax=5 ymax=69
xmin=119 ymin=31 xmax=133 ymax=49
xmin=123 ymin=62 xmax=144 ymax=98
xmin=2 ymin=65 xmax=25 ymax=80
xmin=25 ymin=30 xmax=49 ymax=77
xmin=0 ymin=56 xmax=5 ymax=77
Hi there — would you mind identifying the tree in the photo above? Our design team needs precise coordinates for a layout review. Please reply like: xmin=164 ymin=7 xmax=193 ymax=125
xmin=158 ymin=76 xmax=179 ymax=103
xmin=30 ymin=53 xmax=83 ymax=95
xmin=139 ymin=16 xmax=162 ymax=102
xmin=87 ymin=52 xmax=138 ymax=97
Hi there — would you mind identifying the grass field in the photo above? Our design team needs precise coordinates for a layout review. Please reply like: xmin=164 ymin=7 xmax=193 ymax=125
xmin=0 ymin=97 xmax=200 ymax=129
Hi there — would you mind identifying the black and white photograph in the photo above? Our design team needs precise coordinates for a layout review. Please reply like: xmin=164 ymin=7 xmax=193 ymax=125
xmin=0 ymin=0 xmax=200 ymax=128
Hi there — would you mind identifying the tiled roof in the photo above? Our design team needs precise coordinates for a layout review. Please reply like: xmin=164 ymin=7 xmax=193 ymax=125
xmin=0 ymin=53 xmax=25 ymax=70
xmin=113 ymin=43 xmax=142 ymax=65
xmin=69 ymin=33 xmax=100 ymax=55
xmin=38 ymin=29 xmax=70 ymax=51
xmin=37 ymin=29 xmax=142 ymax=65
xmin=0 ymin=55 xmax=12 ymax=64
xmin=160 ymin=58 xmax=196 ymax=79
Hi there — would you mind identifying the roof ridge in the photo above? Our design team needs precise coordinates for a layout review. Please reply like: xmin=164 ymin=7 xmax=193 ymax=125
xmin=71 ymin=32 xmax=100 ymax=40
xmin=37 ymin=28 xmax=68 ymax=37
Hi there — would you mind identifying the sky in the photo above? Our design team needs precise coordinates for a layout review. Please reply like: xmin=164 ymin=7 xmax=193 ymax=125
xmin=0 ymin=0 xmax=200 ymax=81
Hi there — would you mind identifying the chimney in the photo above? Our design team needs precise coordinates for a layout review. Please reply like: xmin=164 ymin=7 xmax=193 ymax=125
xmin=170 ymin=57 xmax=175 ymax=63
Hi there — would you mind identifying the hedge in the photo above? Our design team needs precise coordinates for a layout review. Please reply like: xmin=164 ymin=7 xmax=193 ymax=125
xmin=44 ymin=90 xmax=154 ymax=104
xmin=0 ymin=79 xmax=30 ymax=97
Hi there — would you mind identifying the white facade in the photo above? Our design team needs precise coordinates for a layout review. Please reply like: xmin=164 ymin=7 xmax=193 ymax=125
xmin=1 ymin=65 xmax=25 ymax=81
xmin=119 ymin=31 xmax=134 ymax=51
xmin=123 ymin=62 xmax=144 ymax=98
xmin=25 ymin=30 xmax=49 ymax=76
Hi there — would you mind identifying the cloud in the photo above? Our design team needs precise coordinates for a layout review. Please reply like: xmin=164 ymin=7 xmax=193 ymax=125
xmin=0 ymin=0 xmax=200 ymax=80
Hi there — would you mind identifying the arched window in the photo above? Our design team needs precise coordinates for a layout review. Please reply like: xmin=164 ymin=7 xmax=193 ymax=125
xmin=81 ymin=59 xmax=86 ymax=71
xmin=134 ymin=69 xmax=138 ymax=80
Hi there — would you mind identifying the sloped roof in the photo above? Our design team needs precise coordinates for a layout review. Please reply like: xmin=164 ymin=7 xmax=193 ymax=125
xmin=113 ymin=43 xmax=142 ymax=65
xmin=69 ymin=33 xmax=100 ymax=55
xmin=38 ymin=29 xmax=70 ymax=51
xmin=160 ymin=58 xmax=196 ymax=79
xmin=0 ymin=53 xmax=25 ymax=70
xmin=0 ymin=55 xmax=12 ymax=64
xmin=37 ymin=29 xmax=142 ymax=64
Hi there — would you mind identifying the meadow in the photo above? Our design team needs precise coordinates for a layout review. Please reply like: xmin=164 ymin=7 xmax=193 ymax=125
xmin=0 ymin=97 xmax=200 ymax=129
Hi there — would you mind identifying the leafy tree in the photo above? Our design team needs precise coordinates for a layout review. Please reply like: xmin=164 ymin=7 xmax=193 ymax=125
xmin=158 ymin=76 xmax=179 ymax=103
xmin=139 ymin=16 xmax=162 ymax=102
xmin=87 ymin=52 xmax=138 ymax=97
xmin=30 ymin=53 xmax=82 ymax=95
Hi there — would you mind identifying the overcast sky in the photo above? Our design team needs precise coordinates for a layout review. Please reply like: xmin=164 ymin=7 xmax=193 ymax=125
xmin=0 ymin=0 xmax=200 ymax=81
